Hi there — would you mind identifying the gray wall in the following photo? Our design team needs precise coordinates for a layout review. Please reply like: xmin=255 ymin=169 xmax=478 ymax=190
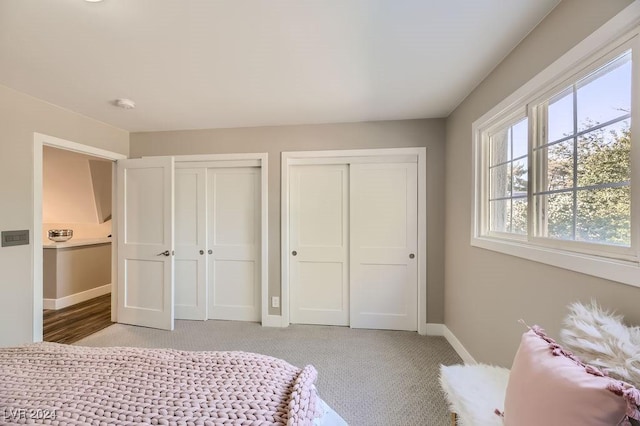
xmin=131 ymin=118 xmax=446 ymax=322
xmin=0 ymin=84 xmax=128 ymax=347
xmin=43 ymin=244 xmax=111 ymax=299
xmin=444 ymin=0 xmax=638 ymax=366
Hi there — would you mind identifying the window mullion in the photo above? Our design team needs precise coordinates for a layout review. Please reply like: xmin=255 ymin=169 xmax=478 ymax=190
xmin=571 ymin=85 xmax=578 ymax=241
xmin=528 ymin=106 xmax=535 ymax=240
xmin=510 ymin=127 xmax=514 ymax=233
xmin=531 ymin=103 xmax=549 ymax=240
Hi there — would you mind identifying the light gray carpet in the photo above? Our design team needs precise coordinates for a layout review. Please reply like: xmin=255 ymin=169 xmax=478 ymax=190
xmin=75 ymin=321 xmax=462 ymax=426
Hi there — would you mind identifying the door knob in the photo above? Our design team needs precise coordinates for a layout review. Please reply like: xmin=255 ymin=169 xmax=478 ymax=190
xmin=199 ymin=250 xmax=204 ymax=255
xmin=292 ymin=250 xmax=297 ymax=256
xmin=409 ymin=253 xmax=415 ymax=259
xmin=157 ymin=250 xmax=171 ymax=257
xmin=208 ymin=249 xmax=213 ymax=254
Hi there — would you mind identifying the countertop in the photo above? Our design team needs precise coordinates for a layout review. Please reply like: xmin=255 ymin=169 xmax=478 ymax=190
xmin=43 ymin=237 xmax=112 ymax=249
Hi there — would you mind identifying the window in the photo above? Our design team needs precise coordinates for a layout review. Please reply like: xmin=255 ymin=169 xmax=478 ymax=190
xmin=472 ymin=26 xmax=640 ymax=286
xmin=532 ymin=51 xmax=632 ymax=249
xmin=488 ymin=117 xmax=528 ymax=236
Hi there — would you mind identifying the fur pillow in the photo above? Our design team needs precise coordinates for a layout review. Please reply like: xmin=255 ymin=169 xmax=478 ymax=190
xmin=560 ymin=301 xmax=640 ymax=387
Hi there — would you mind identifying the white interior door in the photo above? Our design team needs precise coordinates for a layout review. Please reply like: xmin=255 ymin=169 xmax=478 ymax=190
xmin=208 ymin=167 xmax=261 ymax=321
xmin=117 ymin=157 xmax=174 ymax=330
xmin=350 ymin=162 xmax=417 ymax=331
xmin=174 ymin=168 xmax=207 ymax=320
xmin=289 ymin=165 xmax=349 ymax=326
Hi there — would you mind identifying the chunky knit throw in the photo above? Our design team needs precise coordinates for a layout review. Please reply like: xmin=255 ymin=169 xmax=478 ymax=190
xmin=0 ymin=343 xmax=321 ymax=425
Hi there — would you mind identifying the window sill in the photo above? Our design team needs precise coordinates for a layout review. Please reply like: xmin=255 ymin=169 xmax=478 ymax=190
xmin=471 ymin=236 xmax=640 ymax=288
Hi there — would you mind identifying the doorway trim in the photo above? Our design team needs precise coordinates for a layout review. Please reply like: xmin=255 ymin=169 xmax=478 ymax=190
xmin=32 ymin=132 xmax=126 ymax=342
xmin=281 ymin=147 xmax=427 ymax=335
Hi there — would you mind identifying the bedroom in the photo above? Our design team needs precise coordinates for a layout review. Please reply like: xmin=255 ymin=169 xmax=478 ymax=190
xmin=1 ymin=1 xmax=639 ymax=425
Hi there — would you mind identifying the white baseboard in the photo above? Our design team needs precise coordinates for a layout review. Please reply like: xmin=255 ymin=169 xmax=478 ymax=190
xmin=426 ymin=323 xmax=445 ymax=336
xmin=261 ymin=314 xmax=286 ymax=328
xmin=43 ymin=284 xmax=111 ymax=310
xmin=443 ymin=325 xmax=477 ymax=365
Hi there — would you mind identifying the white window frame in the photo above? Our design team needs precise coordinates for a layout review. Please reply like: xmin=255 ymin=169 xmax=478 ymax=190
xmin=529 ymin=42 xmax=635 ymax=260
xmin=480 ymin=108 xmax=529 ymax=242
xmin=471 ymin=3 xmax=640 ymax=288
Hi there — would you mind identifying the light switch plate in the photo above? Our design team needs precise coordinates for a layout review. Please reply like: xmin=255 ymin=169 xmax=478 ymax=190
xmin=1 ymin=230 xmax=29 ymax=247
xmin=271 ymin=296 xmax=280 ymax=308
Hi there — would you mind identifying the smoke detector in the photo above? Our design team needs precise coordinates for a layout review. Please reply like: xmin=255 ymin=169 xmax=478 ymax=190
xmin=114 ymin=98 xmax=136 ymax=109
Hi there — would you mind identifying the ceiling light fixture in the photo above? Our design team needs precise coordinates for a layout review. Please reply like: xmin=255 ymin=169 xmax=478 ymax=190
xmin=114 ymin=98 xmax=136 ymax=110
xmin=85 ymin=0 xmax=104 ymax=2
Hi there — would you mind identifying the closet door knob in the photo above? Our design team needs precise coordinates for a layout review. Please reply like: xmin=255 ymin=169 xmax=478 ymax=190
xmin=156 ymin=250 xmax=170 ymax=257
xmin=199 ymin=250 xmax=204 ymax=255
xmin=208 ymin=249 xmax=213 ymax=254
xmin=292 ymin=251 xmax=297 ymax=256
xmin=409 ymin=253 xmax=415 ymax=259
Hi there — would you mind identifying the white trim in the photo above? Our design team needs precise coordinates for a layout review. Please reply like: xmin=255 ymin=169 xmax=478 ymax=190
xmin=470 ymin=4 xmax=640 ymax=288
xmin=166 ymin=152 xmax=270 ymax=328
xmin=425 ymin=323 xmax=445 ymax=336
xmin=110 ymin=161 xmax=118 ymax=323
xmin=281 ymin=147 xmax=428 ymax=334
xmin=288 ymin=155 xmax=417 ymax=166
xmin=473 ymin=237 xmax=640 ymax=287
xmin=43 ymin=284 xmax=111 ymax=310
xmin=33 ymin=133 xmax=124 ymax=343
xmin=171 ymin=153 xmax=266 ymax=162
xmin=176 ymin=160 xmax=261 ymax=168
xmin=444 ymin=325 xmax=477 ymax=365
xmin=281 ymin=147 xmax=421 ymax=159
xmin=35 ymin=133 xmax=127 ymax=161
xmin=417 ymin=148 xmax=427 ymax=335
xmin=261 ymin=314 xmax=286 ymax=328
xmin=281 ymin=154 xmax=291 ymax=326
xmin=260 ymin=155 xmax=269 ymax=328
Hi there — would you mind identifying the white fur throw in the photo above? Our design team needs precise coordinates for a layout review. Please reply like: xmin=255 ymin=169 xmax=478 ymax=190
xmin=560 ymin=301 xmax=640 ymax=387
xmin=439 ymin=364 xmax=509 ymax=426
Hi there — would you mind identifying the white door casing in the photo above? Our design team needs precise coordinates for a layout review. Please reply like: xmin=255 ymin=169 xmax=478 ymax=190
xmin=117 ymin=157 xmax=175 ymax=330
xmin=208 ymin=167 xmax=261 ymax=321
xmin=350 ymin=162 xmax=418 ymax=331
xmin=32 ymin=133 xmax=126 ymax=342
xmin=289 ymin=165 xmax=350 ymax=326
xmin=174 ymin=168 xmax=207 ymax=320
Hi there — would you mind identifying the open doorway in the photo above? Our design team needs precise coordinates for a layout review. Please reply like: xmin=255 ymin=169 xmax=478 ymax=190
xmin=42 ymin=146 xmax=114 ymax=343
xmin=32 ymin=133 xmax=126 ymax=343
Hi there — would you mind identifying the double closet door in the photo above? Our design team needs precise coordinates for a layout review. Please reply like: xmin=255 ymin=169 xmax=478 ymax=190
xmin=289 ymin=161 xmax=418 ymax=331
xmin=174 ymin=165 xmax=261 ymax=322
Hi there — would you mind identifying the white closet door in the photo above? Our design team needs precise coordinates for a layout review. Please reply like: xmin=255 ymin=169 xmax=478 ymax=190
xmin=208 ymin=167 xmax=260 ymax=321
xmin=116 ymin=157 xmax=174 ymax=331
xmin=350 ymin=163 xmax=418 ymax=331
xmin=290 ymin=165 xmax=349 ymax=326
xmin=174 ymin=168 xmax=207 ymax=320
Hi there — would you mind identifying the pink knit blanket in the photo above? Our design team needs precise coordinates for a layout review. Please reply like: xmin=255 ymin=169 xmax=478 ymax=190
xmin=0 ymin=343 xmax=322 ymax=425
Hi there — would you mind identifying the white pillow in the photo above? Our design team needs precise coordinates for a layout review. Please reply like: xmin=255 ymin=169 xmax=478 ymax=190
xmin=560 ymin=300 xmax=640 ymax=387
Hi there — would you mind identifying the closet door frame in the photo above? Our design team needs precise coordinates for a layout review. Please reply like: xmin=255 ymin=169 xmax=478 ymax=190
xmin=149 ymin=153 xmax=270 ymax=327
xmin=281 ymin=148 xmax=427 ymax=335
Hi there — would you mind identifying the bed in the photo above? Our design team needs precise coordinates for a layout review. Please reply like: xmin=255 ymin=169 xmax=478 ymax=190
xmin=0 ymin=343 xmax=347 ymax=425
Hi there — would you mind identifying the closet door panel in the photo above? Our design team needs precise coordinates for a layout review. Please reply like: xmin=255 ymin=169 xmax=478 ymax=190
xmin=208 ymin=168 xmax=260 ymax=321
xmin=174 ymin=168 xmax=207 ymax=320
xmin=289 ymin=165 xmax=349 ymax=326
xmin=350 ymin=162 xmax=418 ymax=331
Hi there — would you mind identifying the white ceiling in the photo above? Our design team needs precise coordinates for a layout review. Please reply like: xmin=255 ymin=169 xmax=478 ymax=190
xmin=0 ymin=0 xmax=559 ymax=132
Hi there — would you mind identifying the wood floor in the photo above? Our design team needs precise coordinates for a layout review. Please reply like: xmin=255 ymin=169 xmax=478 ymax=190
xmin=43 ymin=293 xmax=113 ymax=344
